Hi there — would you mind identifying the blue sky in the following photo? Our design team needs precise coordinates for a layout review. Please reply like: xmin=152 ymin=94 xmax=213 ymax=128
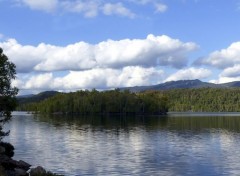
xmin=1 ymin=0 xmax=240 ymax=95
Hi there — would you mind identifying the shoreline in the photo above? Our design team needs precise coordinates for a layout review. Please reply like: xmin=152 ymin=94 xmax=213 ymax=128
xmin=0 ymin=142 xmax=62 ymax=176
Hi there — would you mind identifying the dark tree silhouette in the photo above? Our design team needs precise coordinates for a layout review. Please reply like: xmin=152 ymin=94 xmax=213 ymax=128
xmin=0 ymin=48 xmax=18 ymax=140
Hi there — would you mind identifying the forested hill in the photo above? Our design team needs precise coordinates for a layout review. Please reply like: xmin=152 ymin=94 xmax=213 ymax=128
xmin=17 ymin=91 xmax=59 ymax=105
xmin=121 ymin=79 xmax=240 ymax=92
xmin=166 ymin=88 xmax=240 ymax=112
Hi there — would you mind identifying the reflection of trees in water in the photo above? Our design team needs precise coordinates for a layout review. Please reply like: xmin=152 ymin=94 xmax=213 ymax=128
xmin=167 ymin=116 xmax=240 ymax=132
xmin=34 ymin=114 xmax=240 ymax=133
xmin=34 ymin=114 xmax=168 ymax=131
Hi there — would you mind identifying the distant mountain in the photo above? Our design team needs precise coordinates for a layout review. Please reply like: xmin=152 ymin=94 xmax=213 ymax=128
xmin=221 ymin=81 xmax=240 ymax=88
xmin=121 ymin=79 xmax=240 ymax=92
xmin=17 ymin=91 xmax=59 ymax=105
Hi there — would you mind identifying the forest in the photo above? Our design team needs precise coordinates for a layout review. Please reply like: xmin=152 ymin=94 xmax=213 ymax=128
xmin=17 ymin=87 xmax=240 ymax=114
xmin=17 ymin=89 xmax=169 ymax=115
xmin=166 ymin=88 xmax=240 ymax=112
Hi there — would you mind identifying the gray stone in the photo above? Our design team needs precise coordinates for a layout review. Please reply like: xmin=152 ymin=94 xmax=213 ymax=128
xmin=17 ymin=160 xmax=31 ymax=170
xmin=30 ymin=166 xmax=46 ymax=175
xmin=15 ymin=168 xmax=28 ymax=176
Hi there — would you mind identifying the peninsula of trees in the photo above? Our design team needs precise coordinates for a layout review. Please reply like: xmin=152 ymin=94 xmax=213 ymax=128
xmin=17 ymin=89 xmax=169 ymax=115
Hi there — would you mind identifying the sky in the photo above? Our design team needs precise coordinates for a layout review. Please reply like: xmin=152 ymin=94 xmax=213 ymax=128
xmin=1 ymin=0 xmax=240 ymax=95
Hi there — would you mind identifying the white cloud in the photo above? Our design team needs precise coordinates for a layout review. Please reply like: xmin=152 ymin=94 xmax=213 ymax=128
xmin=154 ymin=3 xmax=168 ymax=13
xmin=14 ymin=0 xmax=136 ymax=18
xmin=196 ymin=42 xmax=240 ymax=69
xmin=165 ymin=67 xmax=212 ymax=82
xmin=0 ymin=35 xmax=197 ymax=73
xmin=25 ymin=73 xmax=54 ymax=89
xmin=195 ymin=41 xmax=240 ymax=84
xmin=61 ymin=0 xmax=100 ymax=18
xmin=14 ymin=0 xmax=167 ymax=17
xmin=210 ymin=64 xmax=240 ymax=84
xmin=220 ymin=64 xmax=240 ymax=77
xmin=18 ymin=0 xmax=58 ymax=12
xmin=210 ymin=77 xmax=240 ymax=84
xmin=14 ymin=66 xmax=164 ymax=91
xmin=0 ymin=39 xmax=59 ymax=72
xmin=102 ymin=2 xmax=135 ymax=18
xmin=127 ymin=0 xmax=168 ymax=13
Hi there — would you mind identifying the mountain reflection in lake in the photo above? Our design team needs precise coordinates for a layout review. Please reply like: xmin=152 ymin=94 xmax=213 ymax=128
xmin=4 ymin=112 xmax=240 ymax=176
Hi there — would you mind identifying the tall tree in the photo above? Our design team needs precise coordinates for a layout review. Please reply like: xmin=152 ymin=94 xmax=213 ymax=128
xmin=0 ymin=48 xmax=18 ymax=140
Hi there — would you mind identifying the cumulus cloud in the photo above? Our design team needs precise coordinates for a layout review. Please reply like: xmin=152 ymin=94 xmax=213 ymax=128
xmin=0 ymin=39 xmax=48 ymax=72
xmin=0 ymin=35 xmax=197 ymax=73
xmin=196 ymin=42 xmax=240 ymax=69
xmin=165 ymin=67 xmax=212 ymax=82
xmin=195 ymin=42 xmax=240 ymax=83
xmin=25 ymin=73 xmax=54 ymax=89
xmin=220 ymin=64 xmax=240 ymax=77
xmin=210 ymin=77 xmax=240 ymax=84
xmin=14 ymin=67 xmax=164 ymax=91
xmin=102 ymin=2 xmax=136 ymax=18
xmin=210 ymin=64 xmax=240 ymax=84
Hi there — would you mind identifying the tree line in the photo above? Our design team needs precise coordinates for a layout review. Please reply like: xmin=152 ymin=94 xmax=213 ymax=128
xmin=165 ymin=88 xmax=240 ymax=112
xmin=17 ymin=89 xmax=169 ymax=115
xmin=17 ymin=87 xmax=240 ymax=114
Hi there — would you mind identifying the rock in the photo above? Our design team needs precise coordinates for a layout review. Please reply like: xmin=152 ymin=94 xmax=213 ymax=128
xmin=30 ymin=166 xmax=47 ymax=176
xmin=0 ymin=142 xmax=14 ymax=157
xmin=0 ymin=155 xmax=30 ymax=171
xmin=15 ymin=168 xmax=28 ymax=176
xmin=5 ymin=170 xmax=16 ymax=176
xmin=17 ymin=160 xmax=31 ymax=171
xmin=0 ymin=155 xmax=16 ymax=170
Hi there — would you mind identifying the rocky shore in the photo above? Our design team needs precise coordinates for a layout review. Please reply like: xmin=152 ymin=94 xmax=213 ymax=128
xmin=0 ymin=142 xmax=62 ymax=176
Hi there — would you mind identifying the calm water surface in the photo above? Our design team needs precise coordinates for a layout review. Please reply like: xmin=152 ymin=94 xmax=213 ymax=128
xmin=4 ymin=112 xmax=240 ymax=176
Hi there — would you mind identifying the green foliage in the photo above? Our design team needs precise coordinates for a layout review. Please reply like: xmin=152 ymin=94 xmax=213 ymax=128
xmin=165 ymin=88 xmax=240 ymax=112
xmin=0 ymin=48 xmax=18 ymax=140
xmin=18 ymin=87 xmax=240 ymax=113
xmin=18 ymin=89 xmax=169 ymax=115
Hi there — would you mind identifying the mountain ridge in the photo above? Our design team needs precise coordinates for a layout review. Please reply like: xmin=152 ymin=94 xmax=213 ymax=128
xmin=17 ymin=79 xmax=240 ymax=99
xmin=120 ymin=79 xmax=240 ymax=92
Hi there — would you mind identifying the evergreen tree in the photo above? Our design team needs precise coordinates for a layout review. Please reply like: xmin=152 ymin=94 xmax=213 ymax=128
xmin=0 ymin=48 xmax=18 ymax=140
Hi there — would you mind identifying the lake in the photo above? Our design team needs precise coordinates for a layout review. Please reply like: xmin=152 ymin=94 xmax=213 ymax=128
xmin=4 ymin=112 xmax=240 ymax=176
